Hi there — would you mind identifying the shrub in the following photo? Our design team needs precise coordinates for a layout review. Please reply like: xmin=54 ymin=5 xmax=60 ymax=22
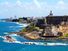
xmin=22 ymin=28 xmax=27 ymax=32
xmin=64 ymin=33 xmax=68 ymax=37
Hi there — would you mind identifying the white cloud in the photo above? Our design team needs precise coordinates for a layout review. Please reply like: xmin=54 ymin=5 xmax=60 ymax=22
xmin=58 ymin=0 xmax=64 ymax=5
xmin=15 ymin=0 xmax=23 ymax=7
xmin=0 ymin=0 xmax=68 ymax=18
xmin=56 ymin=0 xmax=66 ymax=10
xmin=33 ymin=0 xmax=41 ymax=8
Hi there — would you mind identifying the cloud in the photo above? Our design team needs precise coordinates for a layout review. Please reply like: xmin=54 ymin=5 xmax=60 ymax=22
xmin=15 ymin=0 xmax=23 ymax=7
xmin=56 ymin=0 xmax=66 ymax=10
xmin=33 ymin=0 xmax=41 ymax=8
xmin=0 ymin=0 xmax=68 ymax=18
xmin=0 ymin=1 xmax=12 ymax=8
xmin=58 ymin=0 xmax=65 ymax=5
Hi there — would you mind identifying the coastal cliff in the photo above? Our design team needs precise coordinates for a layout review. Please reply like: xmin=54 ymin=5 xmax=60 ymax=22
xmin=10 ymin=22 xmax=68 ymax=40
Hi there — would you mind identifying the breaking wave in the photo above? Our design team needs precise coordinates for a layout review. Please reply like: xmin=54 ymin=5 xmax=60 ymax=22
xmin=3 ymin=39 xmax=68 ymax=46
xmin=16 ymin=22 xmax=29 ymax=27
xmin=9 ymin=34 xmax=18 ymax=36
xmin=0 ymin=35 xmax=68 ymax=46
xmin=4 ymin=32 xmax=9 ymax=35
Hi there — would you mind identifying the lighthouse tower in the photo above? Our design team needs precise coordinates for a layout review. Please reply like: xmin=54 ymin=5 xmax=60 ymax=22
xmin=49 ymin=11 xmax=53 ymax=16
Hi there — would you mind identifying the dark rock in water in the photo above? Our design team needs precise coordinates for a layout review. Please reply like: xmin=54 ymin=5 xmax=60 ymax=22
xmin=6 ymin=36 xmax=12 ymax=39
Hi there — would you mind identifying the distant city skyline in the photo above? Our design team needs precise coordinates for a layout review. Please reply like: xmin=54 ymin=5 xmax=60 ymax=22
xmin=0 ymin=0 xmax=68 ymax=18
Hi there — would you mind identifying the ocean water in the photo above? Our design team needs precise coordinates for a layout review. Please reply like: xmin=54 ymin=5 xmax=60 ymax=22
xmin=0 ymin=22 xmax=68 ymax=51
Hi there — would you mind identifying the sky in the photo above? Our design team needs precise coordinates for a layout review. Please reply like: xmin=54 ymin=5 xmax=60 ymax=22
xmin=0 ymin=0 xmax=68 ymax=18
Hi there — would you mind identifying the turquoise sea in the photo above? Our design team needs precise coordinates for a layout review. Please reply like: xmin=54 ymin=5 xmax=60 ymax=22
xmin=0 ymin=22 xmax=68 ymax=51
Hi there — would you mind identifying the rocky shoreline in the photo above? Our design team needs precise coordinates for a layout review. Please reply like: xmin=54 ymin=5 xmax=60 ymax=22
xmin=9 ymin=21 xmax=68 ymax=40
xmin=9 ymin=32 xmax=68 ymax=40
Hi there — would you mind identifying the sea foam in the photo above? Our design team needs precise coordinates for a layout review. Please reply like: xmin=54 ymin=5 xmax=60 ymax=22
xmin=4 ymin=32 xmax=9 ymax=34
xmin=9 ymin=34 xmax=18 ymax=36
xmin=1 ymin=35 xmax=68 ymax=46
